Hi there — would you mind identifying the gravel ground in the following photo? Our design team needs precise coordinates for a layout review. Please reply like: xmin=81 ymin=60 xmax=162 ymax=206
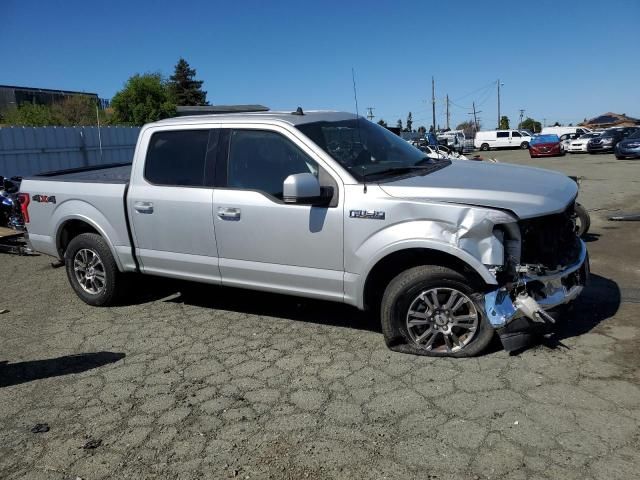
xmin=1 ymin=150 xmax=639 ymax=480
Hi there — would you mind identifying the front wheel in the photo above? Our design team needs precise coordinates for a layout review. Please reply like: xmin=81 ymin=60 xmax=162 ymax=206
xmin=64 ymin=233 xmax=123 ymax=306
xmin=381 ymin=266 xmax=494 ymax=357
xmin=574 ymin=203 xmax=590 ymax=237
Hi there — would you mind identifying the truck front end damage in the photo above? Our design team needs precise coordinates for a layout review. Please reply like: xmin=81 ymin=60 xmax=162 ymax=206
xmin=483 ymin=204 xmax=589 ymax=351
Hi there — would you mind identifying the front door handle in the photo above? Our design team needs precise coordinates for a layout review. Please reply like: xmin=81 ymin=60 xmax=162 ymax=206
xmin=217 ymin=207 xmax=241 ymax=220
xmin=134 ymin=201 xmax=154 ymax=214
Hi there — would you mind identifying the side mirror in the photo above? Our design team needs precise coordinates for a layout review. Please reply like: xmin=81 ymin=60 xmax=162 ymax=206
xmin=283 ymin=173 xmax=329 ymax=206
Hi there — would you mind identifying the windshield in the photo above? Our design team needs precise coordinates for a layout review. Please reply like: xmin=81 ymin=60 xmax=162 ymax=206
xmin=628 ymin=129 xmax=640 ymax=139
xmin=296 ymin=119 xmax=449 ymax=180
xmin=531 ymin=134 xmax=559 ymax=144
xmin=602 ymin=130 xmax=621 ymax=138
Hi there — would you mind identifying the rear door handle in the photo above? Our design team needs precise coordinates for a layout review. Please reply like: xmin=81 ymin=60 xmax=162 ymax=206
xmin=134 ymin=201 xmax=154 ymax=214
xmin=217 ymin=207 xmax=241 ymax=220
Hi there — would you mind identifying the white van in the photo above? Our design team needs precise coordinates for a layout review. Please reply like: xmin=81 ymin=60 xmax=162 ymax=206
xmin=540 ymin=126 xmax=592 ymax=137
xmin=474 ymin=130 xmax=532 ymax=150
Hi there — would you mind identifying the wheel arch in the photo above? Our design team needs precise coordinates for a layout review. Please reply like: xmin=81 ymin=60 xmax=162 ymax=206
xmin=360 ymin=246 xmax=497 ymax=312
xmin=55 ymin=216 xmax=123 ymax=271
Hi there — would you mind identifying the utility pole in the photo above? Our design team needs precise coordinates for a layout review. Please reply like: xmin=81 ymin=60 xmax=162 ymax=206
xmin=431 ymin=77 xmax=436 ymax=133
xmin=497 ymin=79 xmax=503 ymax=129
xmin=470 ymin=101 xmax=481 ymax=133
xmin=445 ymin=94 xmax=450 ymax=130
xmin=518 ymin=109 xmax=525 ymax=129
xmin=366 ymin=107 xmax=375 ymax=121
xmin=543 ymin=118 xmax=547 ymax=127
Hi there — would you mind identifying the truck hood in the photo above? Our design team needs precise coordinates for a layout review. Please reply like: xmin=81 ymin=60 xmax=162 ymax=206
xmin=379 ymin=160 xmax=577 ymax=219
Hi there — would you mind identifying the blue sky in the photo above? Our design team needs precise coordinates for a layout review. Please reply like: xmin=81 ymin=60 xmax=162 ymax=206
xmin=2 ymin=0 xmax=638 ymax=128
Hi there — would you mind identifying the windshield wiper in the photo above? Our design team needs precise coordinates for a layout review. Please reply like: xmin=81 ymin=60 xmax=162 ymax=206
xmin=362 ymin=165 xmax=436 ymax=178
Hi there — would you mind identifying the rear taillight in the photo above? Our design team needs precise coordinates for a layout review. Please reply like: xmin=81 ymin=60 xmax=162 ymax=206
xmin=17 ymin=193 xmax=30 ymax=223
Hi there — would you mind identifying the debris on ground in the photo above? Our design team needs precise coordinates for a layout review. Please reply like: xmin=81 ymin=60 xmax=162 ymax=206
xmin=81 ymin=438 xmax=102 ymax=450
xmin=608 ymin=213 xmax=640 ymax=221
xmin=30 ymin=423 xmax=50 ymax=433
xmin=0 ymin=309 xmax=8 ymax=315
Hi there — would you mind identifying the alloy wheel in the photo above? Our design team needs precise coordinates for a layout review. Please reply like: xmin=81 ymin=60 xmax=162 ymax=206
xmin=405 ymin=287 xmax=479 ymax=353
xmin=73 ymin=248 xmax=106 ymax=295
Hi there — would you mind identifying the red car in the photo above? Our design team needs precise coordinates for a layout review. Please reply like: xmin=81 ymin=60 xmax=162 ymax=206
xmin=529 ymin=134 xmax=564 ymax=158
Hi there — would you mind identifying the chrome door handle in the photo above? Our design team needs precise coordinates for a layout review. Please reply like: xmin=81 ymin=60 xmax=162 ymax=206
xmin=217 ymin=207 xmax=241 ymax=220
xmin=134 ymin=201 xmax=154 ymax=214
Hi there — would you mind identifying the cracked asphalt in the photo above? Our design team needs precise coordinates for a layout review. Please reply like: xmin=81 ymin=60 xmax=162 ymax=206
xmin=1 ymin=150 xmax=639 ymax=480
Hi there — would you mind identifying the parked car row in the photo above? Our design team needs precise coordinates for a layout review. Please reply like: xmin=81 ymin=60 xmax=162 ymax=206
xmin=470 ymin=124 xmax=639 ymax=160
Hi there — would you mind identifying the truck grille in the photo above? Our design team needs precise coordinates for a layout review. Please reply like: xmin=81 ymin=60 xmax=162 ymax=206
xmin=519 ymin=203 xmax=580 ymax=269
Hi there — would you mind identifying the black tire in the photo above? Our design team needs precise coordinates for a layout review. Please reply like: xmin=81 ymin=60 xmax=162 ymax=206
xmin=574 ymin=203 xmax=590 ymax=237
xmin=520 ymin=141 xmax=529 ymax=149
xmin=64 ymin=233 xmax=122 ymax=306
xmin=380 ymin=265 xmax=494 ymax=357
xmin=480 ymin=143 xmax=490 ymax=151
xmin=615 ymin=154 xmax=624 ymax=160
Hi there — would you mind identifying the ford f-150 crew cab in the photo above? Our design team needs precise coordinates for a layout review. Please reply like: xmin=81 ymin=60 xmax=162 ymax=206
xmin=20 ymin=109 xmax=589 ymax=356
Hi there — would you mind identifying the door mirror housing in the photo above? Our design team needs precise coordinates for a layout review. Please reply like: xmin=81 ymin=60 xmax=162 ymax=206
xmin=283 ymin=173 xmax=330 ymax=206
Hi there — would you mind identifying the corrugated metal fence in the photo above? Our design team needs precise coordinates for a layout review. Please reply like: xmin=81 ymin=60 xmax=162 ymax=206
xmin=0 ymin=126 xmax=140 ymax=178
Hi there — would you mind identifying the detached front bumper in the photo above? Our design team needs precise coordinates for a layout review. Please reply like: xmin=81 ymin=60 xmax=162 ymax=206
xmin=484 ymin=240 xmax=589 ymax=351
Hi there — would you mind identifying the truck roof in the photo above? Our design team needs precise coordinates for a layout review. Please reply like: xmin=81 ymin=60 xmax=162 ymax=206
xmin=150 ymin=110 xmax=357 ymax=127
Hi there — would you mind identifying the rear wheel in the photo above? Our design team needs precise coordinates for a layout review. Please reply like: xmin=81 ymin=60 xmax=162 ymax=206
xmin=381 ymin=266 xmax=494 ymax=357
xmin=64 ymin=233 xmax=123 ymax=306
xmin=520 ymin=141 xmax=529 ymax=149
xmin=480 ymin=143 xmax=490 ymax=151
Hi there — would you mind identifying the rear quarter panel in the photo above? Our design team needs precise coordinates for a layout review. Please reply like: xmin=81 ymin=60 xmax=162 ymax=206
xmin=21 ymin=179 xmax=132 ymax=269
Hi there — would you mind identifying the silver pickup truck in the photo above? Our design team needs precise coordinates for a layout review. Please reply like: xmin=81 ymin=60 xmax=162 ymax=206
xmin=20 ymin=109 xmax=589 ymax=356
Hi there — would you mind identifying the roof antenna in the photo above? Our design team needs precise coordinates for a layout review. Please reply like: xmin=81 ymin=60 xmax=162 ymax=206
xmin=352 ymin=68 xmax=367 ymax=193
xmin=95 ymin=100 xmax=103 ymax=162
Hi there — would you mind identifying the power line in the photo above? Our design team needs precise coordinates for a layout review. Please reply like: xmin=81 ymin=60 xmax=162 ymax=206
xmin=453 ymin=80 xmax=498 ymax=103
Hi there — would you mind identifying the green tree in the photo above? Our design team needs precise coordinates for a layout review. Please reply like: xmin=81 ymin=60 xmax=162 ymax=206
xmin=51 ymin=95 xmax=105 ymax=125
xmin=1 ymin=96 xmax=108 ymax=126
xmin=406 ymin=112 xmax=413 ymax=132
xmin=111 ymin=73 xmax=175 ymax=125
xmin=417 ymin=126 xmax=426 ymax=135
xmin=499 ymin=116 xmax=510 ymax=129
xmin=168 ymin=58 xmax=208 ymax=106
xmin=1 ymin=103 xmax=55 ymax=126
xmin=377 ymin=119 xmax=388 ymax=127
xmin=520 ymin=117 xmax=542 ymax=133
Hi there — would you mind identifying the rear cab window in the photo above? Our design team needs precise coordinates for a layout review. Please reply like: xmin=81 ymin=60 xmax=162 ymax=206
xmin=144 ymin=130 xmax=212 ymax=187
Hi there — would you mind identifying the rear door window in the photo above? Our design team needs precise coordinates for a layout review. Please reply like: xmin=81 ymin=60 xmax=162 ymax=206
xmin=145 ymin=130 xmax=211 ymax=186
xmin=511 ymin=131 xmax=521 ymax=138
xmin=496 ymin=132 xmax=509 ymax=138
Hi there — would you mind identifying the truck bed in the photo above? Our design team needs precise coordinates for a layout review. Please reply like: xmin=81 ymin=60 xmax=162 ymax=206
xmin=32 ymin=163 xmax=132 ymax=183
xmin=20 ymin=163 xmax=134 ymax=265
